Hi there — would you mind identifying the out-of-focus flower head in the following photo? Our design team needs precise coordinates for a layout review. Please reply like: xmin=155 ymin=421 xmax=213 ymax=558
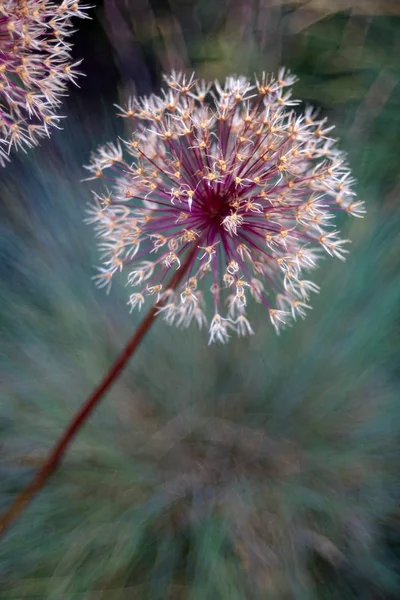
xmin=85 ymin=70 xmax=365 ymax=344
xmin=0 ymin=0 xmax=90 ymax=165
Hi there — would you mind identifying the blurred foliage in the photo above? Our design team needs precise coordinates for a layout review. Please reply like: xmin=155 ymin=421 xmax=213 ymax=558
xmin=1 ymin=1 xmax=400 ymax=599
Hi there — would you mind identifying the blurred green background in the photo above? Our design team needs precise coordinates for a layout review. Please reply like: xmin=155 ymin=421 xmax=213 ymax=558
xmin=1 ymin=1 xmax=400 ymax=598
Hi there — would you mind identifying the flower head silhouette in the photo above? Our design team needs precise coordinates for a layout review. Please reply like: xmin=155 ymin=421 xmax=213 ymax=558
xmin=0 ymin=0 xmax=90 ymax=164
xmin=86 ymin=70 xmax=364 ymax=344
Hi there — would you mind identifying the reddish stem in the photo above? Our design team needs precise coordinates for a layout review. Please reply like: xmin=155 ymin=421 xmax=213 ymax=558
xmin=0 ymin=243 xmax=199 ymax=538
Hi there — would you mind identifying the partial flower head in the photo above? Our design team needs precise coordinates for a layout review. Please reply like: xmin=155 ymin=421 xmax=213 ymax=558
xmin=0 ymin=0 xmax=90 ymax=165
xmin=85 ymin=70 xmax=364 ymax=344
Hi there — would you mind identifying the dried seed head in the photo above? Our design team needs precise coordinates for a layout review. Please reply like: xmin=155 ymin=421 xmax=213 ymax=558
xmin=86 ymin=70 xmax=364 ymax=344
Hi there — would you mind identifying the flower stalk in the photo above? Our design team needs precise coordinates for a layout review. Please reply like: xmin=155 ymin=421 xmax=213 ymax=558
xmin=0 ymin=241 xmax=199 ymax=539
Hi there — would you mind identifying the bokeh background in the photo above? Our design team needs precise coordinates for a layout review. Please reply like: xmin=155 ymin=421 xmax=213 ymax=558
xmin=1 ymin=1 xmax=400 ymax=598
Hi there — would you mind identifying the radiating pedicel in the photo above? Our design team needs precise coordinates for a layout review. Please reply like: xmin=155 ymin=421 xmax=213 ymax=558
xmin=85 ymin=70 xmax=365 ymax=344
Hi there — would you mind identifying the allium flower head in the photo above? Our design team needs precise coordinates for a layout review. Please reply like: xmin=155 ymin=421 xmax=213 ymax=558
xmin=0 ymin=0 xmax=90 ymax=165
xmin=85 ymin=70 xmax=365 ymax=344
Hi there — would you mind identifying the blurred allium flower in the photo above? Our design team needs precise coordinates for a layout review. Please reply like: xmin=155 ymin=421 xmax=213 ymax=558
xmin=85 ymin=70 xmax=365 ymax=344
xmin=0 ymin=0 xmax=90 ymax=165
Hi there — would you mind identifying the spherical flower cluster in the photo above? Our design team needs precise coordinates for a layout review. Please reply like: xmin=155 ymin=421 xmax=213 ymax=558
xmin=85 ymin=70 xmax=364 ymax=344
xmin=0 ymin=0 xmax=90 ymax=165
